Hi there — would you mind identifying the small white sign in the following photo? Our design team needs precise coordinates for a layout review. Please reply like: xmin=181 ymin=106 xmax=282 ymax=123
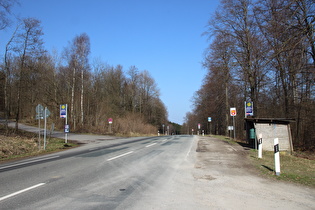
xmin=230 ymin=107 xmax=237 ymax=116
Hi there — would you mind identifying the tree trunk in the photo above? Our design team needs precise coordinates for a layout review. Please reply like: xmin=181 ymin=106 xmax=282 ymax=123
xmin=81 ymin=68 xmax=84 ymax=126
xmin=71 ymin=67 xmax=76 ymax=130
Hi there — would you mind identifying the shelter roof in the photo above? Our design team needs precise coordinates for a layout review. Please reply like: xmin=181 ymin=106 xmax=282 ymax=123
xmin=244 ymin=118 xmax=295 ymax=125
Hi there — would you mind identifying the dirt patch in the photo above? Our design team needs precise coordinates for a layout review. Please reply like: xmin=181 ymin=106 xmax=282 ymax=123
xmin=192 ymin=136 xmax=315 ymax=209
xmin=195 ymin=137 xmax=255 ymax=173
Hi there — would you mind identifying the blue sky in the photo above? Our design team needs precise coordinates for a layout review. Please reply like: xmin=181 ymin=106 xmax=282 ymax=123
xmin=0 ymin=0 xmax=220 ymax=124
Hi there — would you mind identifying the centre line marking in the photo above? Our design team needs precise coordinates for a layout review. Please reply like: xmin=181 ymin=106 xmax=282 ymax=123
xmin=145 ymin=143 xmax=157 ymax=148
xmin=0 ymin=183 xmax=45 ymax=202
xmin=107 ymin=151 xmax=134 ymax=161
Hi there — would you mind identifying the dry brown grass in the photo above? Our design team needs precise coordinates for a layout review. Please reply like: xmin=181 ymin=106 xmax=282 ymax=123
xmin=249 ymin=150 xmax=315 ymax=187
xmin=0 ymin=135 xmax=38 ymax=158
xmin=0 ymin=125 xmax=77 ymax=162
xmin=114 ymin=115 xmax=157 ymax=135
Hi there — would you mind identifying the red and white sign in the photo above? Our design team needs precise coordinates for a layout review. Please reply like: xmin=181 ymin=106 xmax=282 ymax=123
xmin=108 ymin=118 xmax=113 ymax=124
xmin=230 ymin=107 xmax=237 ymax=116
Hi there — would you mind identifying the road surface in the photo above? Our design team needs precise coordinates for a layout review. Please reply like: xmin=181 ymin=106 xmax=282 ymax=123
xmin=0 ymin=135 xmax=314 ymax=209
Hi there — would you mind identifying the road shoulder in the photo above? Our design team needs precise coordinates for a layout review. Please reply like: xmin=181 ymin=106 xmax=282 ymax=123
xmin=193 ymin=136 xmax=315 ymax=209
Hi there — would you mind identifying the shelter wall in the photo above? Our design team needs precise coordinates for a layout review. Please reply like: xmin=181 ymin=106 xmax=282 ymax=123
xmin=254 ymin=123 xmax=292 ymax=152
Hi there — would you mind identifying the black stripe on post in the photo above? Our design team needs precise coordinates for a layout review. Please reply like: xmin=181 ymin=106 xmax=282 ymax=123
xmin=274 ymin=144 xmax=279 ymax=153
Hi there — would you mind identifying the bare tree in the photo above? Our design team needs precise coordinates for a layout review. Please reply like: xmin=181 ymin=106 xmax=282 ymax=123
xmin=12 ymin=18 xmax=44 ymax=131
xmin=203 ymin=32 xmax=234 ymax=135
xmin=65 ymin=33 xmax=90 ymax=130
xmin=208 ymin=0 xmax=269 ymax=117
xmin=127 ymin=66 xmax=139 ymax=113
xmin=294 ymin=0 xmax=315 ymax=68
xmin=187 ymin=0 xmax=315 ymax=149
xmin=1 ymin=0 xmax=18 ymax=134
xmin=0 ymin=0 xmax=18 ymax=31
xmin=3 ymin=23 xmax=19 ymax=134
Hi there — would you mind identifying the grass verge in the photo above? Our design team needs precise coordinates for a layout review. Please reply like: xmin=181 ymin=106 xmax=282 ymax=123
xmin=0 ymin=126 xmax=78 ymax=163
xmin=209 ymin=135 xmax=315 ymax=188
xmin=211 ymin=135 xmax=238 ymax=144
xmin=249 ymin=149 xmax=315 ymax=188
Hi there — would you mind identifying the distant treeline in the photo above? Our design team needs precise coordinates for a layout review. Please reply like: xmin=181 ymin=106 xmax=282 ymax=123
xmin=0 ymin=5 xmax=168 ymax=135
xmin=184 ymin=0 xmax=315 ymax=150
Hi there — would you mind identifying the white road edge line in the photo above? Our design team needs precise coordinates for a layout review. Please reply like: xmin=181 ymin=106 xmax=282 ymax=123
xmin=0 ymin=156 xmax=60 ymax=170
xmin=185 ymin=136 xmax=195 ymax=161
xmin=0 ymin=183 xmax=45 ymax=202
xmin=107 ymin=151 xmax=134 ymax=161
xmin=145 ymin=143 xmax=157 ymax=148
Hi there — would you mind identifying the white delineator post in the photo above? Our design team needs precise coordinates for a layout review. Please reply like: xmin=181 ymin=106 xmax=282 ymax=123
xmin=274 ymin=138 xmax=281 ymax=176
xmin=258 ymin=133 xmax=262 ymax=158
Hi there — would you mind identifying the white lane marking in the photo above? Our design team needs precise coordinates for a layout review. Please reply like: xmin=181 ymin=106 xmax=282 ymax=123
xmin=145 ymin=143 xmax=157 ymax=148
xmin=0 ymin=183 xmax=45 ymax=202
xmin=0 ymin=156 xmax=60 ymax=170
xmin=185 ymin=137 xmax=195 ymax=161
xmin=107 ymin=151 xmax=134 ymax=161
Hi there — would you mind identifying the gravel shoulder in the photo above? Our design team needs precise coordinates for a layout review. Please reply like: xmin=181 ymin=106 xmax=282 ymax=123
xmin=194 ymin=136 xmax=315 ymax=209
xmin=133 ymin=135 xmax=315 ymax=210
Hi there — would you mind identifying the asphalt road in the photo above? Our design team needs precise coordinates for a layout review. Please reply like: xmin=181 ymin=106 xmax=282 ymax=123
xmin=1 ymin=127 xmax=314 ymax=209
xmin=0 ymin=135 xmax=195 ymax=209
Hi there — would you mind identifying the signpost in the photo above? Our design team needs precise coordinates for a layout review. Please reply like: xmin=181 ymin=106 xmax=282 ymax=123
xmin=36 ymin=104 xmax=44 ymax=149
xmin=60 ymin=104 xmax=67 ymax=118
xmin=230 ymin=107 xmax=237 ymax=116
xmin=65 ymin=124 xmax=70 ymax=133
xmin=36 ymin=104 xmax=50 ymax=150
xmin=108 ymin=118 xmax=113 ymax=133
xmin=60 ymin=104 xmax=68 ymax=144
xmin=43 ymin=107 xmax=50 ymax=150
xmin=230 ymin=107 xmax=236 ymax=140
xmin=245 ymin=101 xmax=254 ymax=117
xmin=228 ymin=126 xmax=234 ymax=139
xmin=208 ymin=117 xmax=212 ymax=135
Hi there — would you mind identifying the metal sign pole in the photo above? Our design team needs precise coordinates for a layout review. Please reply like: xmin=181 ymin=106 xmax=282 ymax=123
xmin=210 ymin=122 xmax=215 ymax=136
xmin=233 ymin=116 xmax=236 ymax=140
xmin=38 ymin=117 xmax=41 ymax=150
xmin=44 ymin=107 xmax=47 ymax=150
xmin=65 ymin=104 xmax=68 ymax=144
